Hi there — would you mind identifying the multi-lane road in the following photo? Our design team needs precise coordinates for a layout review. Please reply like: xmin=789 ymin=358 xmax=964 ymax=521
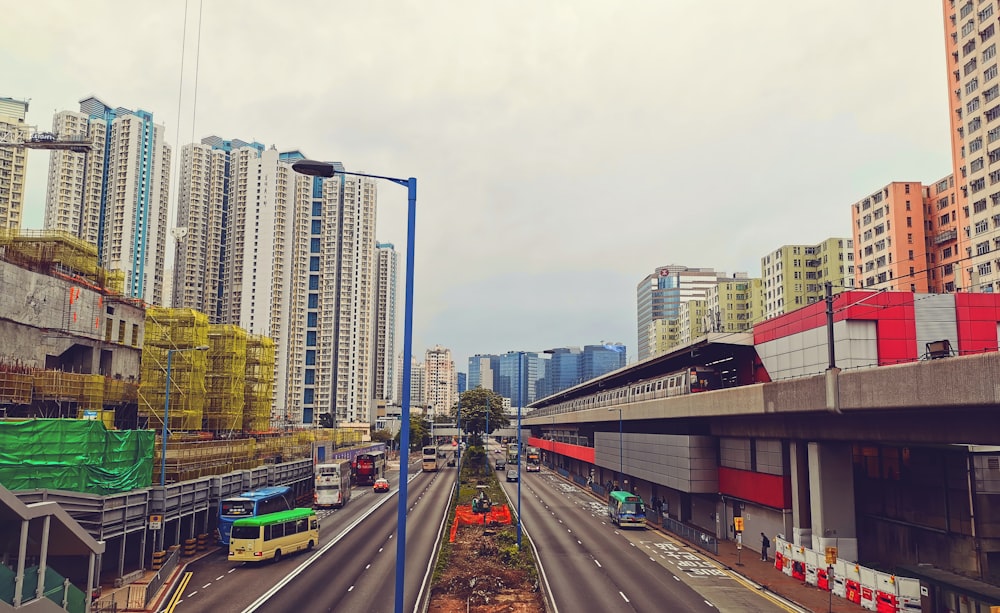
xmin=500 ymin=470 xmax=802 ymax=613
xmin=167 ymin=447 xmax=799 ymax=613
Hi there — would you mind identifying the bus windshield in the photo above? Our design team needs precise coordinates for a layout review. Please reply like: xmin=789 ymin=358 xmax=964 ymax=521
xmin=221 ymin=500 xmax=254 ymax=516
xmin=621 ymin=501 xmax=644 ymax=515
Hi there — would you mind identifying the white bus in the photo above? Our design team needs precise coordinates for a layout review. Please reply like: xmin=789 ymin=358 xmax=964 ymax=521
xmin=422 ymin=445 xmax=441 ymax=472
xmin=229 ymin=508 xmax=318 ymax=563
xmin=315 ymin=460 xmax=352 ymax=508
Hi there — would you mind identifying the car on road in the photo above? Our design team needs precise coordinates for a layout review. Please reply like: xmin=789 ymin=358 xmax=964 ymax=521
xmin=495 ymin=459 xmax=506 ymax=471
xmin=506 ymin=469 xmax=519 ymax=482
xmin=373 ymin=478 xmax=390 ymax=493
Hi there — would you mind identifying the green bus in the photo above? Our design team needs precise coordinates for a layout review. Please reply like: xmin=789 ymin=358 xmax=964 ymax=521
xmin=228 ymin=507 xmax=319 ymax=563
xmin=607 ymin=491 xmax=646 ymax=528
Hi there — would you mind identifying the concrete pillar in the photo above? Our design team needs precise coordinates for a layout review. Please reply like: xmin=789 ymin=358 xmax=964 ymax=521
xmin=35 ymin=516 xmax=50 ymax=599
xmin=789 ymin=440 xmax=812 ymax=547
xmin=808 ymin=441 xmax=858 ymax=561
xmin=13 ymin=518 xmax=27 ymax=606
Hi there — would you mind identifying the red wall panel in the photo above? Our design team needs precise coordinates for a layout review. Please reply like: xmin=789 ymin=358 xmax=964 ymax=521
xmin=528 ymin=436 xmax=595 ymax=463
xmin=718 ymin=466 xmax=791 ymax=510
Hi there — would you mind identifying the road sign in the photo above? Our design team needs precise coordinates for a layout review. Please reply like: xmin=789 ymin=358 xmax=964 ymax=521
xmin=149 ymin=514 xmax=162 ymax=530
xmin=825 ymin=546 xmax=838 ymax=565
xmin=733 ymin=517 xmax=744 ymax=532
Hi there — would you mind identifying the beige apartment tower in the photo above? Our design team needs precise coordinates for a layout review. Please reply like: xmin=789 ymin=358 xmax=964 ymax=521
xmin=0 ymin=98 xmax=28 ymax=229
xmin=761 ymin=238 xmax=854 ymax=320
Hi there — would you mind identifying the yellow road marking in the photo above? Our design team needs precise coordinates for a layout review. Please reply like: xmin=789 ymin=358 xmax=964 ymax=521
xmin=164 ymin=571 xmax=192 ymax=613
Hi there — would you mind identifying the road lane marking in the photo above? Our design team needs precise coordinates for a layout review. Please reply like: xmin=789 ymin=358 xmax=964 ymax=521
xmin=619 ymin=591 xmax=630 ymax=602
xmin=594 ymin=559 xmax=602 ymax=568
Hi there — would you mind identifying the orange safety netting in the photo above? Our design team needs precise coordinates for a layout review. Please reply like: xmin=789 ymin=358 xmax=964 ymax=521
xmin=450 ymin=504 xmax=513 ymax=542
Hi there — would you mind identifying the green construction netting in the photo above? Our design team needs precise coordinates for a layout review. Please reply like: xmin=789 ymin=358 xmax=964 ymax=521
xmin=0 ymin=420 xmax=153 ymax=494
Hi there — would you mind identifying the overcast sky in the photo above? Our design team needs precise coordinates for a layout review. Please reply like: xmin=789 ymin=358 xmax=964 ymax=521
xmin=7 ymin=1 xmax=952 ymax=372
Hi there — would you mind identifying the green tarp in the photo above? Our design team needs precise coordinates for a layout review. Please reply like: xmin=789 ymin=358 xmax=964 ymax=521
xmin=0 ymin=420 xmax=153 ymax=494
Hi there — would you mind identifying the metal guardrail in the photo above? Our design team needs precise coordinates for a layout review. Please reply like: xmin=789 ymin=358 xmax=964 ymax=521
xmin=142 ymin=546 xmax=180 ymax=607
xmin=657 ymin=515 xmax=718 ymax=555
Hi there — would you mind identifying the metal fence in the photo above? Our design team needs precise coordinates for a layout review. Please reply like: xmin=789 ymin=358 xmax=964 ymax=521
xmin=142 ymin=547 xmax=181 ymax=607
xmin=656 ymin=515 xmax=718 ymax=555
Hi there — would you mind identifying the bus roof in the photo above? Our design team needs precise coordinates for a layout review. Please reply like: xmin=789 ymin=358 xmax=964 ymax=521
xmin=228 ymin=485 xmax=291 ymax=501
xmin=609 ymin=490 xmax=643 ymax=504
xmin=232 ymin=507 xmax=315 ymax=527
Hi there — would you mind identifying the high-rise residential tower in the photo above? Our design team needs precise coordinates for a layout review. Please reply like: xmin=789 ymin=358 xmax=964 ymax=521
xmin=44 ymin=96 xmax=171 ymax=304
xmin=223 ymin=147 xmax=299 ymax=423
xmin=173 ymin=136 xmax=263 ymax=319
xmin=371 ymin=242 xmax=398 ymax=414
xmin=941 ymin=3 xmax=998 ymax=292
xmin=761 ymin=238 xmax=854 ymax=319
xmin=851 ymin=183 xmax=931 ymax=294
xmin=280 ymin=156 xmax=379 ymax=427
xmin=424 ymin=345 xmax=455 ymax=418
xmin=0 ymin=97 xmax=28 ymax=229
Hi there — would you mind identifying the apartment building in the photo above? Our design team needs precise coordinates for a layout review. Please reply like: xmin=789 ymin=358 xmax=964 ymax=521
xmin=761 ymin=238 xmax=854 ymax=319
xmin=942 ymin=0 xmax=1000 ymax=292
xmin=676 ymin=299 xmax=707 ymax=347
xmin=173 ymin=136 xmax=263 ymax=319
xmin=424 ymin=345 xmax=456 ymax=418
xmin=704 ymin=277 xmax=764 ymax=333
xmin=44 ymin=96 xmax=170 ymax=304
xmin=852 ymin=183 xmax=930 ymax=292
xmin=0 ymin=97 xmax=28 ymax=229
xmin=371 ymin=242 xmax=398 ymax=413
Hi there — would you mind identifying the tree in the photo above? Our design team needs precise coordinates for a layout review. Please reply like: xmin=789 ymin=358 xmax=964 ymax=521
xmin=451 ymin=387 xmax=509 ymax=437
xmin=395 ymin=412 xmax=431 ymax=450
xmin=371 ymin=429 xmax=393 ymax=444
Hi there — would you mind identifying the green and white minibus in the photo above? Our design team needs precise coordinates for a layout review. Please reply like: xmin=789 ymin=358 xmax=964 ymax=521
xmin=607 ymin=491 xmax=646 ymax=529
xmin=228 ymin=508 xmax=319 ymax=563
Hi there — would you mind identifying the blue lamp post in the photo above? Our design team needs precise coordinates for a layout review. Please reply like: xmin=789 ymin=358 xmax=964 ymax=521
xmin=455 ymin=392 xmax=461 ymax=490
xmin=292 ymin=160 xmax=416 ymax=613
xmin=160 ymin=345 xmax=209 ymax=487
xmin=517 ymin=351 xmax=523 ymax=549
xmin=485 ymin=396 xmax=489 ymax=470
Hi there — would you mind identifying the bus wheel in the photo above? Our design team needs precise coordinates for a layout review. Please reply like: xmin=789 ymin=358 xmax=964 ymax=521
xmin=273 ymin=550 xmax=282 ymax=562
xmin=307 ymin=540 xmax=315 ymax=550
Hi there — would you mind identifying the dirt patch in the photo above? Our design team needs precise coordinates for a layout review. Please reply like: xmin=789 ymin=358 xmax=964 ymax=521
xmin=428 ymin=523 xmax=544 ymax=613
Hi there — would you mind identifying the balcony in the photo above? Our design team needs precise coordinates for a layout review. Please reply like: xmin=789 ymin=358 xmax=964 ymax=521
xmin=935 ymin=228 xmax=959 ymax=244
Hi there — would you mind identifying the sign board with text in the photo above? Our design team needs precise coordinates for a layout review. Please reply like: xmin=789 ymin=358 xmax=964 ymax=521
xmin=825 ymin=546 xmax=838 ymax=565
xmin=149 ymin=514 xmax=162 ymax=530
xmin=733 ymin=517 xmax=744 ymax=532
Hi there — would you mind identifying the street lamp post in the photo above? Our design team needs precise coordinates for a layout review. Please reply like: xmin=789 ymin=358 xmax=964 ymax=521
xmin=292 ymin=160 xmax=416 ymax=613
xmin=161 ymin=345 xmax=209 ymax=487
xmin=485 ymin=396 xmax=489 ymax=471
xmin=517 ymin=352 xmax=523 ymax=549
xmin=608 ymin=407 xmax=623 ymax=489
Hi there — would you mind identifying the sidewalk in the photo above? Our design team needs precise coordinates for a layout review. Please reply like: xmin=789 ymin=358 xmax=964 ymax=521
xmin=682 ymin=528 xmax=860 ymax=613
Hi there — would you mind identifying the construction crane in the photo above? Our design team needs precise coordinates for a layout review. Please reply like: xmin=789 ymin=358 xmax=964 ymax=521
xmin=0 ymin=125 xmax=92 ymax=153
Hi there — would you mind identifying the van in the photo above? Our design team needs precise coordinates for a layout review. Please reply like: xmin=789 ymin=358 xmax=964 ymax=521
xmin=495 ymin=459 xmax=506 ymax=471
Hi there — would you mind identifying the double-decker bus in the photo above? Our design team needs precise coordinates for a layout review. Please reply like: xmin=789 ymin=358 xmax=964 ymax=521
xmin=607 ymin=490 xmax=647 ymax=529
xmin=507 ymin=443 xmax=519 ymax=464
xmin=228 ymin=508 xmax=318 ymax=563
xmin=218 ymin=486 xmax=293 ymax=545
xmin=422 ymin=445 xmax=440 ymax=472
xmin=354 ymin=451 xmax=386 ymax=485
xmin=315 ymin=460 xmax=352 ymax=508
xmin=525 ymin=447 xmax=541 ymax=472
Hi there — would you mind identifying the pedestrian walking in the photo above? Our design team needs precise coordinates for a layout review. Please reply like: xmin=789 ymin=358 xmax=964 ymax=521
xmin=760 ymin=532 xmax=770 ymax=561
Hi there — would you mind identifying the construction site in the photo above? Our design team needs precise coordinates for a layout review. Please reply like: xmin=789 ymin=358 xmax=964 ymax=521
xmin=0 ymin=230 xmax=373 ymax=605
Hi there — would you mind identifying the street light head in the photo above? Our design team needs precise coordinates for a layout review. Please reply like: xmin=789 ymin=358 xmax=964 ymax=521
xmin=291 ymin=159 xmax=338 ymax=178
